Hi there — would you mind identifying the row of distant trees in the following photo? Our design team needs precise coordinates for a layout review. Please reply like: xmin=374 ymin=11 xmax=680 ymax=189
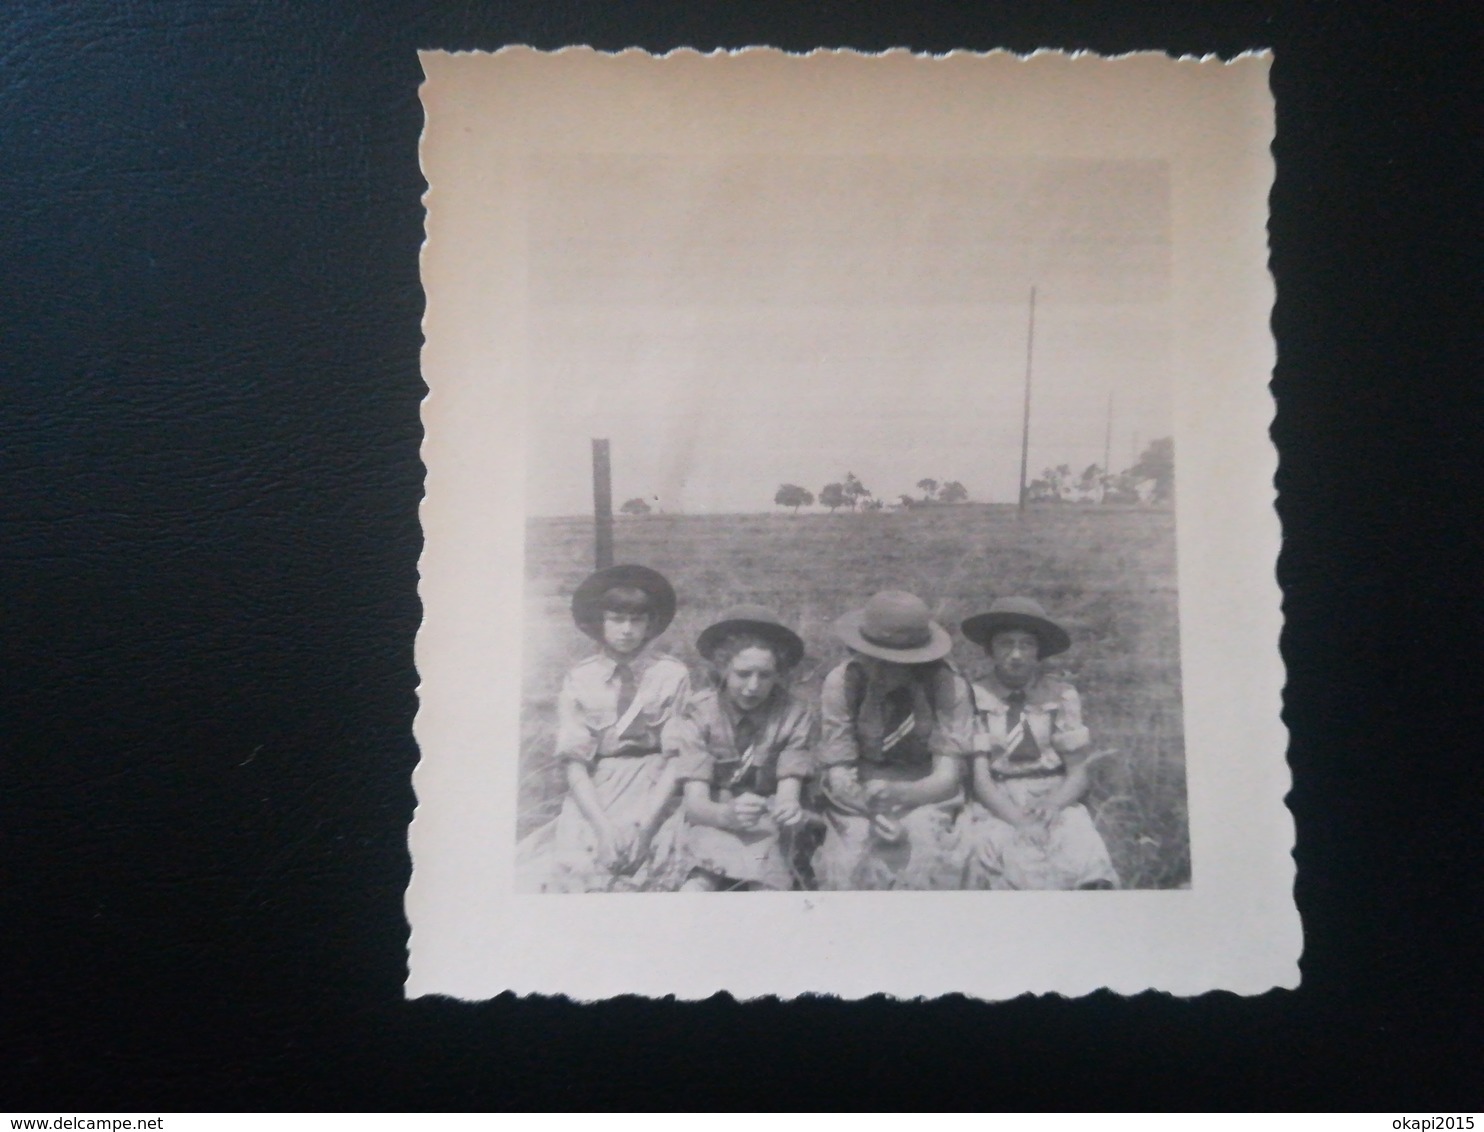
xmin=907 ymin=478 xmax=969 ymax=506
xmin=773 ymin=472 xmax=969 ymax=515
xmin=617 ymin=440 xmax=1172 ymax=516
xmin=773 ymin=472 xmax=871 ymax=514
xmin=1025 ymin=438 xmax=1174 ymax=504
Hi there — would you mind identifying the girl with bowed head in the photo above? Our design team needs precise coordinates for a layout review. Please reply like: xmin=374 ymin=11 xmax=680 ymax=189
xmin=665 ymin=606 xmax=817 ymax=891
xmin=813 ymin=590 xmax=976 ymax=890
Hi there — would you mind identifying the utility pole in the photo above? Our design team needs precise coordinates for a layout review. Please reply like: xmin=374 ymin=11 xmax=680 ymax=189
xmin=1016 ymin=285 xmax=1037 ymax=515
xmin=591 ymin=438 xmax=614 ymax=570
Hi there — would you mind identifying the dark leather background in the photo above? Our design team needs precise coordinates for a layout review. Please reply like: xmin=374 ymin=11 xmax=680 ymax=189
xmin=2 ymin=1 xmax=1478 ymax=1111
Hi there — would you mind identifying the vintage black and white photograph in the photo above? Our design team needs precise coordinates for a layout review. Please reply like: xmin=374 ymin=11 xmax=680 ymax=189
xmin=510 ymin=152 xmax=1185 ymax=895
xmin=408 ymin=48 xmax=1293 ymax=999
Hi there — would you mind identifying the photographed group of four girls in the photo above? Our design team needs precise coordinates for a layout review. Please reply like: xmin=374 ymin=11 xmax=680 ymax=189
xmin=521 ymin=563 xmax=1119 ymax=893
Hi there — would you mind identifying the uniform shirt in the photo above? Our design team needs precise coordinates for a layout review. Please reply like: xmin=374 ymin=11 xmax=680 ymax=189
xmin=554 ymin=650 xmax=692 ymax=764
xmin=817 ymin=659 xmax=975 ymax=770
xmin=664 ymin=686 xmax=816 ymax=797
xmin=971 ymin=674 xmax=1091 ymax=778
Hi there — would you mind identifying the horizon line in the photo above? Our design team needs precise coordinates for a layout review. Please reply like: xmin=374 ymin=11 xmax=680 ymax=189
xmin=524 ymin=500 xmax=1182 ymax=521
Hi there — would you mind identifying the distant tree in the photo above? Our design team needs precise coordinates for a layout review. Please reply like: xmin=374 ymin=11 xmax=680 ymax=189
xmin=1127 ymin=438 xmax=1175 ymax=503
xmin=1102 ymin=471 xmax=1141 ymax=504
xmin=916 ymin=477 xmax=940 ymax=502
xmin=620 ymin=497 xmax=651 ymax=516
xmin=896 ymin=493 xmax=918 ymax=510
xmin=773 ymin=483 xmax=814 ymax=514
xmin=819 ymin=482 xmax=848 ymax=514
xmin=1025 ymin=464 xmax=1070 ymax=504
xmin=1061 ymin=464 xmax=1105 ymax=503
xmin=862 ymin=498 xmax=885 ymax=511
xmin=841 ymin=471 xmax=872 ymax=511
xmin=937 ymin=480 xmax=968 ymax=504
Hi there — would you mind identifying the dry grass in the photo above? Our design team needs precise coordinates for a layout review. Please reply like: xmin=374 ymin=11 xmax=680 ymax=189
xmin=518 ymin=503 xmax=1189 ymax=889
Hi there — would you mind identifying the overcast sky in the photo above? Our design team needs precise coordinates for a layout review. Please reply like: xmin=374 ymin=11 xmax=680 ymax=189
xmin=524 ymin=154 xmax=1172 ymax=515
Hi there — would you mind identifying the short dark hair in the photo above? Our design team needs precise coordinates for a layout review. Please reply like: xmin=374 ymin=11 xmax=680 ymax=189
xmin=708 ymin=631 xmax=794 ymax=677
xmin=599 ymin=585 xmax=652 ymax=616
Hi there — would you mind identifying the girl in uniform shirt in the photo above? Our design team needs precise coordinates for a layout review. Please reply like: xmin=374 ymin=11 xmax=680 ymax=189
xmin=665 ymin=606 xmax=816 ymax=891
xmin=812 ymin=590 xmax=976 ymax=890
xmin=958 ymin=596 xmax=1119 ymax=890
xmin=519 ymin=564 xmax=692 ymax=893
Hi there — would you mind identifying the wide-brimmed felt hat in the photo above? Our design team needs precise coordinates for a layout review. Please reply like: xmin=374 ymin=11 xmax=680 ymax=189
xmin=696 ymin=604 xmax=805 ymax=670
xmin=833 ymin=590 xmax=953 ymax=664
xmin=570 ymin=564 xmax=677 ymax=640
xmin=960 ymin=596 xmax=1071 ymax=657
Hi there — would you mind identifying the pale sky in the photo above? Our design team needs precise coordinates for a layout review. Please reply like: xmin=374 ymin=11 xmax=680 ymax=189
xmin=524 ymin=155 xmax=1172 ymax=514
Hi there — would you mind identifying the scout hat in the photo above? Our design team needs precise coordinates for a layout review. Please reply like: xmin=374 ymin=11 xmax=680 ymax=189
xmin=960 ymin=596 xmax=1071 ymax=657
xmin=570 ymin=564 xmax=677 ymax=640
xmin=833 ymin=590 xmax=953 ymax=664
xmin=696 ymin=604 xmax=806 ymax=670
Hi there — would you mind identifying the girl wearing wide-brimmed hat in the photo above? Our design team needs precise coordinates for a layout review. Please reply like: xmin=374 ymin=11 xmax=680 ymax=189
xmin=957 ymin=596 xmax=1119 ymax=890
xmin=663 ymin=606 xmax=818 ymax=891
xmin=518 ymin=564 xmax=692 ymax=893
xmin=812 ymin=590 xmax=976 ymax=890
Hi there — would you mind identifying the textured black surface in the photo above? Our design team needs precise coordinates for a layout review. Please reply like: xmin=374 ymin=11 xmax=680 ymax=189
xmin=2 ymin=0 xmax=1480 ymax=1111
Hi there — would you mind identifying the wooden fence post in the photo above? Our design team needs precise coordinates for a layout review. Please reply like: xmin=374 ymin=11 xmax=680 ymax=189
xmin=592 ymin=438 xmax=614 ymax=570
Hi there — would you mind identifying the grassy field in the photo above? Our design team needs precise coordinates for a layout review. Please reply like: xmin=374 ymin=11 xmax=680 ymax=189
xmin=519 ymin=503 xmax=1189 ymax=889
